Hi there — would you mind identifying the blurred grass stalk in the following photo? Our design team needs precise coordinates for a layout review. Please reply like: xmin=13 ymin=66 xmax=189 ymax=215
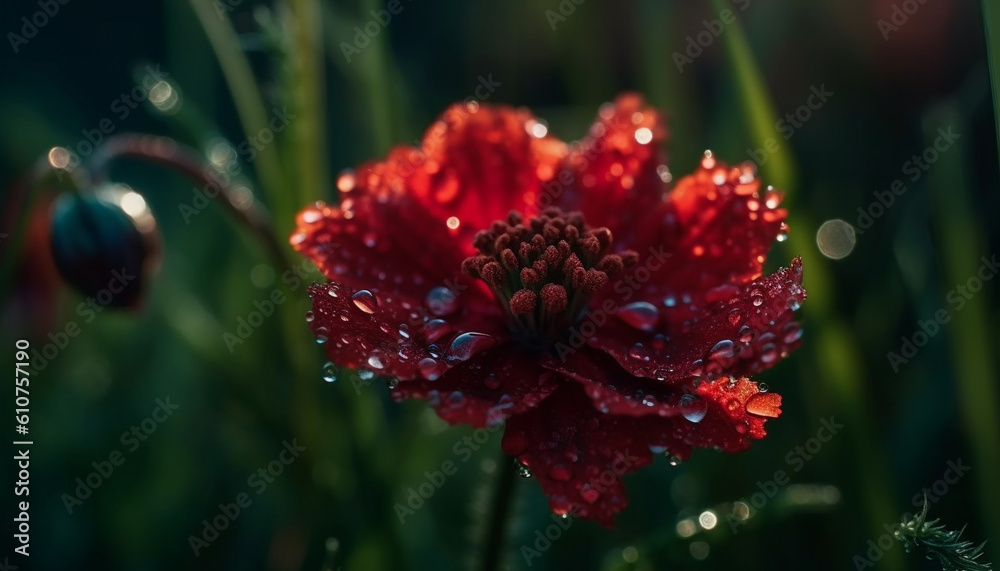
xmin=186 ymin=0 xmax=290 ymax=226
xmin=926 ymin=102 xmax=1000 ymax=560
xmin=709 ymin=1 xmax=902 ymax=568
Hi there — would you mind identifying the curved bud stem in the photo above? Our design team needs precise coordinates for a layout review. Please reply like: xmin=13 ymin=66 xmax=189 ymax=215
xmin=87 ymin=133 xmax=291 ymax=271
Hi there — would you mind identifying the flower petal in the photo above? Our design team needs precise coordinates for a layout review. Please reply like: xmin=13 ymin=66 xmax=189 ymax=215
xmin=556 ymin=93 xmax=669 ymax=245
xmin=501 ymin=382 xmax=655 ymax=527
xmin=307 ymin=281 xmax=508 ymax=381
xmin=291 ymin=188 xmax=478 ymax=302
xmin=502 ymin=377 xmax=779 ymax=526
xmin=588 ymin=259 xmax=805 ymax=382
xmin=392 ymin=344 xmax=560 ymax=428
xmin=379 ymin=102 xmax=566 ymax=255
xmin=619 ymin=158 xmax=788 ymax=319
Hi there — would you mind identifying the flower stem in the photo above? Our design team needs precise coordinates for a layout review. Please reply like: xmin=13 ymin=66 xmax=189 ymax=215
xmin=481 ymin=454 xmax=518 ymax=571
xmin=87 ymin=133 xmax=291 ymax=271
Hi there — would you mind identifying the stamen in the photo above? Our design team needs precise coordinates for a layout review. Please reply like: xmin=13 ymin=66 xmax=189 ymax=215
xmin=461 ymin=207 xmax=637 ymax=347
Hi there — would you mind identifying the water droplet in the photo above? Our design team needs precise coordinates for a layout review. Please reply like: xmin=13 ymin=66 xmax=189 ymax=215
xmin=384 ymin=377 xmax=399 ymax=390
xmin=304 ymin=310 xmax=315 ymax=323
xmin=358 ymin=369 xmax=375 ymax=381
xmin=651 ymin=333 xmax=667 ymax=350
xmin=514 ymin=459 xmax=533 ymax=478
xmin=667 ymin=455 xmax=682 ymax=467
xmin=663 ymin=295 xmax=677 ymax=308
xmin=679 ymin=394 xmax=708 ymax=423
xmin=728 ymin=308 xmax=742 ymax=326
xmin=760 ymin=344 xmax=778 ymax=364
xmin=367 ymin=351 xmax=385 ymax=370
xmin=708 ymin=340 xmax=735 ymax=361
xmin=398 ymin=324 xmax=411 ymax=339
xmin=738 ymin=325 xmax=754 ymax=344
xmin=580 ymin=485 xmax=600 ymax=503
xmin=446 ymin=332 xmax=496 ymax=363
xmin=484 ymin=372 xmax=500 ymax=390
xmin=617 ymin=302 xmax=660 ymax=332
xmin=752 ymin=295 xmax=764 ymax=307
xmin=776 ymin=222 xmax=790 ymax=242
xmin=628 ymin=343 xmax=650 ymax=361
xmin=783 ymin=322 xmax=802 ymax=343
xmin=351 ymin=290 xmax=377 ymax=314
xmin=423 ymin=319 xmax=452 ymax=343
xmin=418 ymin=357 xmax=441 ymax=380
xmin=327 ymin=287 xmax=339 ymax=298
xmin=758 ymin=383 xmax=769 ymax=393
xmin=700 ymin=150 xmax=716 ymax=170
xmin=425 ymin=286 xmax=458 ymax=316
xmin=764 ymin=187 xmax=784 ymax=209
xmin=321 ymin=362 xmax=337 ymax=382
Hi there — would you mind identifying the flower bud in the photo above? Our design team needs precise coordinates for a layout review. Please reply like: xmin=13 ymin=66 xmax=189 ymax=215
xmin=48 ymin=185 xmax=160 ymax=308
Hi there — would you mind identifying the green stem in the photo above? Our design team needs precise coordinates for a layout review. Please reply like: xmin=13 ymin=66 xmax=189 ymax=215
xmin=88 ymin=133 xmax=290 ymax=270
xmin=481 ymin=455 xmax=518 ymax=571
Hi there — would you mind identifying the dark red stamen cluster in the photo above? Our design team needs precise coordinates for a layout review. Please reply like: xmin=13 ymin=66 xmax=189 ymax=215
xmin=462 ymin=208 xmax=637 ymax=344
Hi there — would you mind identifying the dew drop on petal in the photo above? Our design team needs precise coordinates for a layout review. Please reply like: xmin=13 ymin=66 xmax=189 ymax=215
xmin=418 ymin=357 xmax=441 ymax=380
xmin=426 ymin=286 xmax=458 ymax=316
xmin=760 ymin=344 xmax=778 ymax=364
xmin=351 ymin=290 xmax=377 ymax=314
xmin=667 ymin=454 xmax=683 ymax=467
xmin=776 ymin=222 xmax=790 ymax=242
xmin=304 ymin=310 xmax=315 ymax=323
xmin=581 ymin=485 xmax=600 ymax=503
xmin=446 ymin=332 xmax=496 ymax=363
xmin=617 ymin=302 xmax=660 ymax=332
xmin=367 ymin=351 xmax=385 ymax=370
xmin=679 ymin=394 xmax=708 ymax=423
xmin=738 ymin=325 xmax=754 ymax=344
xmin=484 ymin=372 xmax=500 ymax=390
xmin=701 ymin=150 xmax=716 ymax=170
xmin=783 ymin=322 xmax=803 ymax=343
xmin=321 ymin=362 xmax=337 ymax=383
xmin=423 ymin=319 xmax=453 ymax=343
xmin=628 ymin=343 xmax=650 ymax=362
xmin=708 ymin=340 xmax=736 ymax=361
xmin=358 ymin=369 xmax=375 ymax=381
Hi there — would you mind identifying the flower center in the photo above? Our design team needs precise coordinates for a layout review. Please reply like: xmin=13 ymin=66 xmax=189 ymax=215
xmin=462 ymin=208 xmax=637 ymax=348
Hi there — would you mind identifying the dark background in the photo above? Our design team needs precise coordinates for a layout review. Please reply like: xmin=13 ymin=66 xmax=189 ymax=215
xmin=1 ymin=0 xmax=999 ymax=569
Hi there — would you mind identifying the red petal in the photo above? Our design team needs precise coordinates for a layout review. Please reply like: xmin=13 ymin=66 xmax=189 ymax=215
xmin=503 ymin=377 xmax=779 ymax=526
xmin=555 ymin=93 xmax=669 ymax=245
xmin=392 ymin=344 xmax=560 ymax=428
xmin=365 ymin=103 xmax=566 ymax=256
xmin=501 ymin=383 xmax=655 ymax=527
xmin=291 ymin=189 xmax=478 ymax=302
xmin=619 ymin=158 xmax=788 ymax=323
xmin=588 ymin=259 xmax=805 ymax=382
xmin=306 ymin=282 xmax=508 ymax=381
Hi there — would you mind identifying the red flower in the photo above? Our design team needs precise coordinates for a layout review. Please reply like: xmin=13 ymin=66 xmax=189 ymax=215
xmin=291 ymin=94 xmax=805 ymax=526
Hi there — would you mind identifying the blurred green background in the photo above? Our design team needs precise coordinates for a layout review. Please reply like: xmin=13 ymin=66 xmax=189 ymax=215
xmin=2 ymin=0 xmax=999 ymax=569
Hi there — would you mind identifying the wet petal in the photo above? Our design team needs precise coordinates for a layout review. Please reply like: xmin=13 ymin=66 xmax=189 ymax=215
xmin=556 ymin=93 xmax=669 ymax=246
xmin=307 ymin=282 xmax=508 ymax=380
xmin=376 ymin=103 xmax=567 ymax=255
xmin=502 ymin=377 xmax=779 ymax=526
xmin=619 ymin=158 xmax=788 ymax=320
xmin=392 ymin=345 xmax=560 ymax=428
xmin=589 ymin=259 xmax=805 ymax=382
